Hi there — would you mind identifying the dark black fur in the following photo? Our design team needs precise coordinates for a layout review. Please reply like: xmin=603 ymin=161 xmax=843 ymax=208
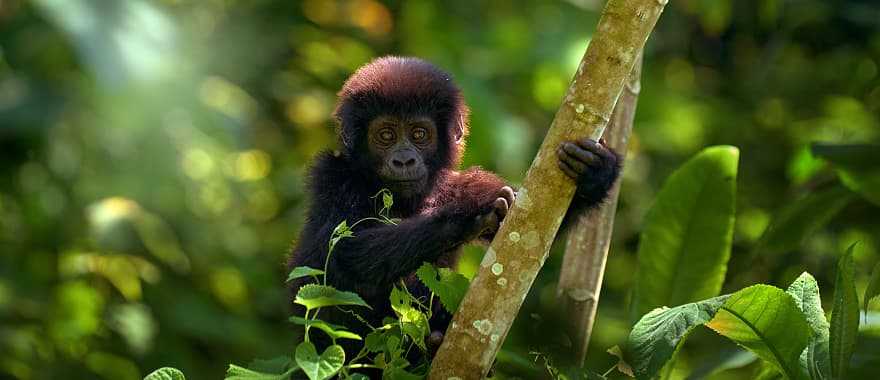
xmin=287 ymin=56 xmax=620 ymax=361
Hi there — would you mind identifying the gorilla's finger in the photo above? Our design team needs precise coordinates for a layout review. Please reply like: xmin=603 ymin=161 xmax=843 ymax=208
xmin=428 ymin=331 xmax=444 ymax=348
xmin=499 ymin=186 xmax=516 ymax=205
xmin=576 ymin=138 xmax=600 ymax=152
xmin=558 ymin=159 xmax=579 ymax=179
xmin=494 ymin=197 xmax=509 ymax=218
xmin=579 ymin=138 xmax=616 ymax=162
xmin=563 ymin=142 xmax=599 ymax=166
xmin=480 ymin=210 xmax=499 ymax=234
xmin=559 ymin=146 xmax=591 ymax=174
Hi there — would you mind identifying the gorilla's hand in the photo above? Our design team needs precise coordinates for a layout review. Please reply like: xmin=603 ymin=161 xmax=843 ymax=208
xmin=472 ymin=186 xmax=516 ymax=241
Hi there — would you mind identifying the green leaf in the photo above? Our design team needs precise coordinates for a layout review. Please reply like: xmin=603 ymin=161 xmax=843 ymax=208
xmin=812 ymin=143 xmax=880 ymax=206
xmin=329 ymin=221 xmax=354 ymax=250
xmin=864 ymin=261 xmax=880 ymax=313
xmin=144 ymin=367 xmax=186 ymax=380
xmin=754 ymin=185 xmax=855 ymax=255
xmin=830 ymin=244 xmax=859 ymax=380
xmin=627 ymin=295 xmax=729 ymax=379
xmin=785 ymin=272 xmax=830 ymax=379
xmin=295 ymin=342 xmax=344 ymax=380
xmin=289 ymin=316 xmax=362 ymax=341
xmin=294 ymin=284 xmax=370 ymax=310
xmin=632 ymin=146 xmax=739 ymax=320
xmin=390 ymin=287 xmax=429 ymax=350
xmin=606 ymin=345 xmax=635 ymax=378
xmin=225 ymin=364 xmax=296 ymax=380
xmin=247 ymin=356 xmax=294 ymax=374
xmin=286 ymin=266 xmax=325 ymax=283
xmin=386 ymin=335 xmax=403 ymax=360
xmin=705 ymin=285 xmax=811 ymax=380
xmin=416 ymin=263 xmax=470 ymax=313
xmin=399 ymin=307 xmax=429 ymax=350
xmin=752 ymin=360 xmax=785 ymax=380
xmin=383 ymin=190 xmax=393 ymax=210
xmin=365 ymin=329 xmax=388 ymax=353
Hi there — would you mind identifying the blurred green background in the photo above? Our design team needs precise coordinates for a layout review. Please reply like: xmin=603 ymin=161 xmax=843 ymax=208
xmin=1 ymin=0 xmax=878 ymax=379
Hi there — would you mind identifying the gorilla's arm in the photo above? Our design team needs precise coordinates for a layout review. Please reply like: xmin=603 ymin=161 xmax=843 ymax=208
xmin=331 ymin=205 xmax=489 ymax=286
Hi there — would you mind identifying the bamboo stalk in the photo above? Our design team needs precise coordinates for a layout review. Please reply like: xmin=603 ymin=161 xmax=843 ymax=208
xmin=428 ymin=1 xmax=666 ymax=378
xmin=556 ymin=56 xmax=642 ymax=367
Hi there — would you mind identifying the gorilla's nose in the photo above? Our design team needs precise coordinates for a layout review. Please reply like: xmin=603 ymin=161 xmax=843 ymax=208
xmin=391 ymin=152 xmax=418 ymax=169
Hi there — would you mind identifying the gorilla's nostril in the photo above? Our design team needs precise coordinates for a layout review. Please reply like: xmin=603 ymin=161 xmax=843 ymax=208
xmin=392 ymin=157 xmax=417 ymax=168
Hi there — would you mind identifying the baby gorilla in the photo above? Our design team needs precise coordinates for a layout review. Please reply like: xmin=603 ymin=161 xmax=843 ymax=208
xmin=287 ymin=56 xmax=619 ymax=364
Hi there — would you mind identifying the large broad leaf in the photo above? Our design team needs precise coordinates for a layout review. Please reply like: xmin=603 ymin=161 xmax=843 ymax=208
xmin=830 ymin=244 xmax=859 ymax=380
xmin=286 ymin=266 xmax=325 ymax=283
xmin=225 ymin=364 xmax=296 ymax=380
xmin=295 ymin=342 xmax=345 ymax=380
xmin=785 ymin=272 xmax=830 ymax=379
xmin=144 ymin=367 xmax=186 ymax=380
xmin=627 ymin=295 xmax=730 ymax=379
xmin=415 ymin=263 xmax=470 ymax=313
xmin=632 ymin=146 xmax=739 ymax=320
xmin=755 ymin=185 xmax=855 ymax=255
xmin=812 ymin=143 xmax=880 ymax=206
xmin=289 ymin=316 xmax=362 ymax=341
xmin=294 ymin=284 xmax=369 ymax=310
xmin=705 ymin=285 xmax=811 ymax=380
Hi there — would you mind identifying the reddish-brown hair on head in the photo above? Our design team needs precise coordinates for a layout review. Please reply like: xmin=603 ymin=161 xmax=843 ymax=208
xmin=334 ymin=56 xmax=469 ymax=169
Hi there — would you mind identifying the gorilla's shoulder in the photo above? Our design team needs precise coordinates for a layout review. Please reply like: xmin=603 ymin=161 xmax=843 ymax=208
xmin=306 ymin=151 xmax=361 ymax=202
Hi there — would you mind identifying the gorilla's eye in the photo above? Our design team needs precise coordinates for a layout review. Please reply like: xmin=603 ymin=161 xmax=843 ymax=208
xmin=411 ymin=127 xmax=427 ymax=142
xmin=378 ymin=129 xmax=395 ymax=143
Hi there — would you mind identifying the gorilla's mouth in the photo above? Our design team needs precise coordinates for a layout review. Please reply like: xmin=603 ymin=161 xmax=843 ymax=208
xmin=389 ymin=176 xmax=425 ymax=185
xmin=386 ymin=175 xmax=427 ymax=193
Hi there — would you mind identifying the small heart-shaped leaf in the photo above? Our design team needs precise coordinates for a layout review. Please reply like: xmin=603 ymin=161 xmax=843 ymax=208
xmin=295 ymin=342 xmax=344 ymax=380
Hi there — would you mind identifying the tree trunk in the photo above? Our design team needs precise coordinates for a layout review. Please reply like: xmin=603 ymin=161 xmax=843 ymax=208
xmin=556 ymin=56 xmax=642 ymax=367
xmin=428 ymin=1 xmax=666 ymax=378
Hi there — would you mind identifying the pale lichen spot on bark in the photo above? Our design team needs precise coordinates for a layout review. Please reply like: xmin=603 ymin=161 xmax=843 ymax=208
xmin=575 ymin=103 xmax=585 ymax=114
xmin=481 ymin=248 xmax=496 ymax=268
xmin=508 ymin=231 xmax=520 ymax=242
xmin=497 ymin=277 xmax=507 ymax=287
xmin=491 ymin=262 xmax=504 ymax=275
xmin=510 ymin=259 xmax=521 ymax=269
xmin=519 ymin=271 xmax=532 ymax=286
xmin=523 ymin=230 xmax=540 ymax=250
xmin=473 ymin=319 xmax=493 ymax=335
xmin=490 ymin=334 xmax=500 ymax=343
xmin=448 ymin=377 xmax=463 ymax=380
